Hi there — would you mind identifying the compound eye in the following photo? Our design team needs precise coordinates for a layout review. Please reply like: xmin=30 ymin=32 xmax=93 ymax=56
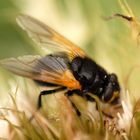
xmin=110 ymin=73 xmax=117 ymax=82
xmin=102 ymin=82 xmax=113 ymax=102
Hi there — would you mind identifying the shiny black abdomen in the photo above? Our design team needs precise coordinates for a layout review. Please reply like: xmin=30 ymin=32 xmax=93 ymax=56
xmin=71 ymin=57 xmax=108 ymax=97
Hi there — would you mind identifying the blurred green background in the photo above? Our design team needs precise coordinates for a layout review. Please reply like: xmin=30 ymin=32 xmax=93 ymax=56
xmin=0 ymin=0 xmax=140 ymax=102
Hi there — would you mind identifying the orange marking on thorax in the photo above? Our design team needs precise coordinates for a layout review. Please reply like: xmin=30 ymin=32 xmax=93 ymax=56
xmin=61 ymin=70 xmax=81 ymax=90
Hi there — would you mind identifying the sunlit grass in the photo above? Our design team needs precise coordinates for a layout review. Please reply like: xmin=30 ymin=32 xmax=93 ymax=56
xmin=0 ymin=82 xmax=139 ymax=140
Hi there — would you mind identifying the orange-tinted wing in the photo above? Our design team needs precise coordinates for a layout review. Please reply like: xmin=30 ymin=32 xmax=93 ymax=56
xmin=16 ymin=14 xmax=86 ymax=60
xmin=0 ymin=55 xmax=81 ymax=90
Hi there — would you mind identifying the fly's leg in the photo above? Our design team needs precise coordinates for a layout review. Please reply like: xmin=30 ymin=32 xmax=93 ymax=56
xmin=85 ymin=93 xmax=114 ymax=118
xmin=29 ymin=87 xmax=66 ymax=121
xmin=65 ymin=91 xmax=81 ymax=116
xmin=38 ymin=87 xmax=66 ymax=109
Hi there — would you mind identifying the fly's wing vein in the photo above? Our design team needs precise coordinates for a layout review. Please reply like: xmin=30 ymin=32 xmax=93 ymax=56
xmin=0 ymin=55 xmax=81 ymax=89
xmin=16 ymin=14 xmax=86 ymax=60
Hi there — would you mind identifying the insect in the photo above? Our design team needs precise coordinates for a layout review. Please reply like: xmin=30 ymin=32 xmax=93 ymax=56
xmin=0 ymin=14 xmax=120 ymax=114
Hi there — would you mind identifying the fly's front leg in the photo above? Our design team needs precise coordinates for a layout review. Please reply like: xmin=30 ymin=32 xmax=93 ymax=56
xmin=86 ymin=92 xmax=114 ymax=119
xmin=65 ymin=90 xmax=81 ymax=116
